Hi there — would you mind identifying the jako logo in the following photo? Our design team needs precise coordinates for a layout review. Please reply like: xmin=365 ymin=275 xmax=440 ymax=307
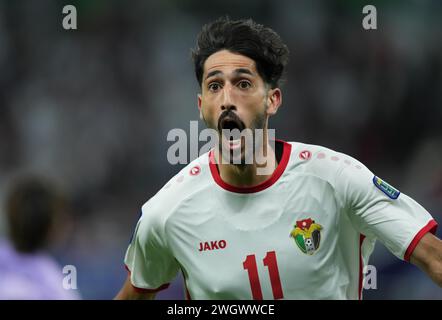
xmin=198 ymin=240 xmax=227 ymax=251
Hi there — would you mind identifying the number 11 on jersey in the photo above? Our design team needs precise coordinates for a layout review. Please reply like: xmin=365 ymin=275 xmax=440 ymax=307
xmin=243 ymin=251 xmax=284 ymax=300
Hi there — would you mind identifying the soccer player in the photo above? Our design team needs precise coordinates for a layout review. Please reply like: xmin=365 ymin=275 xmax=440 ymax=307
xmin=115 ymin=17 xmax=441 ymax=300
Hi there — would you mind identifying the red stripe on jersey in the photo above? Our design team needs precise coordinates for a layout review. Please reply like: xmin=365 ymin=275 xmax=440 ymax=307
xmin=404 ymin=219 xmax=438 ymax=262
xmin=209 ymin=139 xmax=292 ymax=193
xmin=124 ymin=264 xmax=170 ymax=293
xmin=358 ymin=234 xmax=366 ymax=300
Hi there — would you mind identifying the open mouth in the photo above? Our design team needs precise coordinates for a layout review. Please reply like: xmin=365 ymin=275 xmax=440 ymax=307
xmin=220 ymin=119 xmax=244 ymax=133
xmin=218 ymin=115 xmax=246 ymax=134
xmin=218 ymin=115 xmax=246 ymax=152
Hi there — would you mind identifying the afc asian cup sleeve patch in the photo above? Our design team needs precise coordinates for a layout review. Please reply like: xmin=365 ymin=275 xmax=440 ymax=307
xmin=372 ymin=176 xmax=401 ymax=199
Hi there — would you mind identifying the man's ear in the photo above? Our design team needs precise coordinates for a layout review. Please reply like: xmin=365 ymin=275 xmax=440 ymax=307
xmin=266 ymin=88 xmax=282 ymax=116
xmin=197 ymin=93 xmax=203 ymax=120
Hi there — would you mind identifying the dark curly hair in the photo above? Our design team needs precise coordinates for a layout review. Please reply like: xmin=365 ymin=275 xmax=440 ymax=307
xmin=192 ymin=17 xmax=289 ymax=89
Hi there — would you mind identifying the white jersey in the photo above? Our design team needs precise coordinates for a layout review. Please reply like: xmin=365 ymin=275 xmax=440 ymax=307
xmin=124 ymin=140 xmax=437 ymax=300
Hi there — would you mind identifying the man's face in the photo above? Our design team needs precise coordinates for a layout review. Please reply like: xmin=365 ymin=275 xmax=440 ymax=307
xmin=197 ymin=50 xmax=281 ymax=163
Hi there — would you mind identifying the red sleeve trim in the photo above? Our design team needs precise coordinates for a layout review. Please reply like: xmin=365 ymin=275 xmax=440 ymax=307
xmin=124 ymin=264 xmax=170 ymax=293
xmin=132 ymin=283 xmax=170 ymax=294
xmin=404 ymin=219 xmax=438 ymax=262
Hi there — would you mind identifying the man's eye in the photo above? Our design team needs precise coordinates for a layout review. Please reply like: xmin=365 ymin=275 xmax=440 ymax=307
xmin=238 ymin=80 xmax=251 ymax=89
xmin=208 ymin=83 xmax=221 ymax=91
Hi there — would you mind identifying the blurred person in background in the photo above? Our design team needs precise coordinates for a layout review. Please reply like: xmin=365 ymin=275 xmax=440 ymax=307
xmin=0 ymin=176 xmax=80 ymax=299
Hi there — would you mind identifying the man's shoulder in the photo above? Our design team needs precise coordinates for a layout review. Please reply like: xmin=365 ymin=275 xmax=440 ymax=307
xmin=285 ymin=141 xmax=366 ymax=182
xmin=140 ymin=151 xmax=212 ymax=221
xmin=287 ymin=140 xmax=342 ymax=156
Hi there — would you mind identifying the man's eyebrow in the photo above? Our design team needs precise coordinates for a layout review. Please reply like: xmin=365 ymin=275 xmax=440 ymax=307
xmin=205 ymin=70 xmax=222 ymax=80
xmin=205 ymin=68 xmax=254 ymax=81
xmin=233 ymin=68 xmax=253 ymax=76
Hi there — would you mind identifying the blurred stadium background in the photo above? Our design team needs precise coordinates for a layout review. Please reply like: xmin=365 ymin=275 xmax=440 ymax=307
xmin=0 ymin=0 xmax=441 ymax=299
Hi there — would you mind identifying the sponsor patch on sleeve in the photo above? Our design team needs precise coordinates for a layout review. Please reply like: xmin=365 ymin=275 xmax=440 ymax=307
xmin=372 ymin=176 xmax=400 ymax=199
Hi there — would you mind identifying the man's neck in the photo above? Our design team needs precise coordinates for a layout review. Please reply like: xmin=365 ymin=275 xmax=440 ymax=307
xmin=214 ymin=141 xmax=277 ymax=188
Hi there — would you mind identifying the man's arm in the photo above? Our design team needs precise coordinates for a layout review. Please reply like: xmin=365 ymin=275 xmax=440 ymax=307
xmin=114 ymin=275 xmax=156 ymax=300
xmin=410 ymin=232 xmax=442 ymax=287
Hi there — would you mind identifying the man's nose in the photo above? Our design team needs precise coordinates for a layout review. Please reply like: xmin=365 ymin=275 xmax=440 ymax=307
xmin=220 ymin=84 xmax=237 ymax=111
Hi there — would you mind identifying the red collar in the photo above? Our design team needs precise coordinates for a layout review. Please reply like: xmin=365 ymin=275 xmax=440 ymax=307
xmin=208 ymin=140 xmax=291 ymax=194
